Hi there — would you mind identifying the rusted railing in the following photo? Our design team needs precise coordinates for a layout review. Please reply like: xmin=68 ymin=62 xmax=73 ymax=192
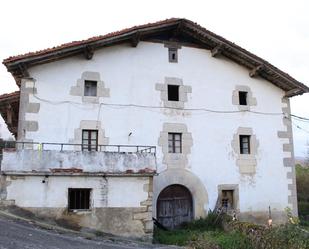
xmin=0 ymin=140 xmax=156 ymax=154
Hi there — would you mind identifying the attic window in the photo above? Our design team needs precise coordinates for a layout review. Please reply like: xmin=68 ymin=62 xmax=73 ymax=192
xmin=84 ymin=80 xmax=97 ymax=96
xmin=239 ymin=91 xmax=248 ymax=105
xmin=168 ymin=85 xmax=179 ymax=101
xmin=168 ymin=48 xmax=178 ymax=63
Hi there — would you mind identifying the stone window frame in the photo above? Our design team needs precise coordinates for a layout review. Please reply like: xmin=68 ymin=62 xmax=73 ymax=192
xmin=231 ymin=127 xmax=259 ymax=174
xmin=70 ymin=71 xmax=110 ymax=103
xmin=158 ymin=123 xmax=193 ymax=169
xmin=217 ymin=184 xmax=239 ymax=211
xmin=69 ymin=120 xmax=109 ymax=151
xmin=232 ymin=85 xmax=257 ymax=111
xmin=155 ymin=77 xmax=192 ymax=109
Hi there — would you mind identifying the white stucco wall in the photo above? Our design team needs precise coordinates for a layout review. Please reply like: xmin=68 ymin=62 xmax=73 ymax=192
xmin=2 ymin=150 xmax=156 ymax=173
xmin=14 ymin=41 xmax=290 ymax=214
xmin=7 ymin=176 xmax=149 ymax=208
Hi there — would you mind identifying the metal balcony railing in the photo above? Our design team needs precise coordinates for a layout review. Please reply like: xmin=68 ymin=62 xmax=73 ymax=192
xmin=0 ymin=140 xmax=156 ymax=154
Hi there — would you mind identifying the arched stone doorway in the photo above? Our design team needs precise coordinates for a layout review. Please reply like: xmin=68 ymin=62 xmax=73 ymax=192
xmin=154 ymin=169 xmax=208 ymax=221
xmin=157 ymin=184 xmax=193 ymax=229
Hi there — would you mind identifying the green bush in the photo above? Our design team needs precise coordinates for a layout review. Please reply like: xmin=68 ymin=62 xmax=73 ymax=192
xmin=210 ymin=231 xmax=253 ymax=249
xmin=296 ymin=164 xmax=309 ymax=218
xmin=298 ymin=202 xmax=309 ymax=216
xmin=227 ymin=221 xmax=309 ymax=249
xmin=257 ymin=224 xmax=309 ymax=249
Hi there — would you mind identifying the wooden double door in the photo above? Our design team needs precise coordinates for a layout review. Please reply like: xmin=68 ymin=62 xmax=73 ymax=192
xmin=157 ymin=184 xmax=193 ymax=229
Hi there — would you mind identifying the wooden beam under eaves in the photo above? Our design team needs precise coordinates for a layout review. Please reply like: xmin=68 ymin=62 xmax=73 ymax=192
xmin=83 ymin=45 xmax=94 ymax=60
xmin=285 ymin=88 xmax=303 ymax=97
xmin=211 ymin=45 xmax=223 ymax=57
xmin=249 ymin=65 xmax=264 ymax=77
xmin=172 ymin=21 xmax=184 ymax=38
xmin=6 ymin=104 xmax=12 ymax=125
xmin=18 ymin=63 xmax=29 ymax=78
xmin=131 ymin=32 xmax=140 ymax=47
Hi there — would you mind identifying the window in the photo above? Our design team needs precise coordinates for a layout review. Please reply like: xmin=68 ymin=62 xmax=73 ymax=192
xmin=168 ymin=133 xmax=182 ymax=153
xmin=167 ymin=85 xmax=179 ymax=101
xmin=221 ymin=190 xmax=234 ymax=209
xmin=68 ymin=188 xmax=91 ymax=211
xmin=239 ymin=91 xmax=248 ymax=105
xmin=82 ymin=129 xmax=98 ymax=151
xmin=168 ymin=48 xmax=178 ymax=63
xmin=84 ymin=80 xmax=97 ymax=96
xmin=239 ymin=135 xmax=250 ymax=154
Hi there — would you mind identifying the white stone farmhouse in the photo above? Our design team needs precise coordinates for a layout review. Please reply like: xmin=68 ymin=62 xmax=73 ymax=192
xmin=0 ymin=18 xmax=308 ymax=237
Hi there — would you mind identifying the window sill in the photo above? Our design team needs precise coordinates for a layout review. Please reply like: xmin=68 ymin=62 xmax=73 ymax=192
xmin=82 ymin=96 xmax=99 ymax=103
xmin=238 ymin=105 xmax=250 ymax=111
xmin=69 ymin=209 xmax=92 ymax=214
xmin=164 ymin=100 xmax=184 ymax=109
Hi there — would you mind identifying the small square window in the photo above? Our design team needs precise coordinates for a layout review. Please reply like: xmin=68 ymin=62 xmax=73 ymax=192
xmin=221 ymin=190 xmax=234 ymax=209
xmin=168 ymin=85 xmax=179 ymax=101
xmin=68 ymin=188 xmax=91 ymax=211
xmin=239 ymin=91 xmax=248 ymax=105
xmin=84 ymin=80 xmax=97 ymax=96
xmin=168 ymin=132 xmax=182 ymax=153
xmin=168 ymin=48 xmax=178 ymax=63
xmin=239 ymin=135 xmax=250 ymax=154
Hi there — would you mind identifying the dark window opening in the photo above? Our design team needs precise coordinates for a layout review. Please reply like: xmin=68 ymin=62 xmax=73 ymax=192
xmin=82 ymin=129 xmax=98 ymax=151
xmin=221 ymin=190 xmax=234 ymax=209
xmin=84 ymin=80 xmax=97 ymax=96
xmin=168 ymin=133 xmax=182 ymax=153
xmin=168 ymin=85 xmax=179 ymax=101
xmin=168 ymin=48 xmax=178 ymax=63
xmin=68 ymin=188 xmax=91 ymax=210
xmin=239 ymin=91 xmax=248 ymax=105
xmin=239 ymin=135 xmax=250 ymax=154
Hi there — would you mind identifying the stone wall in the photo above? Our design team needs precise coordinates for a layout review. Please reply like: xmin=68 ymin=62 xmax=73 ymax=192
xmin=2 ymin=175 xmax=154 ymax=238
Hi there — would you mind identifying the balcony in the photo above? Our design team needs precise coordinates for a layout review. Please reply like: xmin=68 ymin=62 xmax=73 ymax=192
xmin=0 ymin=141 xmax=157 ymax=176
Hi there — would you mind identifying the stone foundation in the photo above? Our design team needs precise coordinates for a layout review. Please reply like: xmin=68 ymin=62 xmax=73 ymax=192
xmin=20 ymin=207 xmax=150 ymax=238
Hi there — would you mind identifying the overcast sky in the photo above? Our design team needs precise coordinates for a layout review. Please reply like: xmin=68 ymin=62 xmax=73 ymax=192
xmin=0 ymin=0 xmax=308 ymax=156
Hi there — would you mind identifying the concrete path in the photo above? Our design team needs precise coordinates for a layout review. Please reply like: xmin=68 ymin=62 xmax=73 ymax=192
xmin=0 ymin=214 xmax=179 ymax=249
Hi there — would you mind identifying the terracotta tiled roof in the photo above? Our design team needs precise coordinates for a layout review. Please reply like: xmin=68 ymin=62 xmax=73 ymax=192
xmin=3 ymin=18 xmax=179 ymax=63
xmin=2 ymin=18 xmax=309 ymax=95
xmin=0 ymin=91 xmax=20 ymax=101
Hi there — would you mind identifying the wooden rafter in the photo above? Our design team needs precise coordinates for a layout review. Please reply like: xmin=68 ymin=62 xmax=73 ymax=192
xmin=130 ymin=32 xmax=140 ymax=47
xmin=211 ymin=44 xmax=224 ymax=57
xmin=2 ymin=18 xmax=308 ymax=96
xmin=285 ymin=88 xmax=303 ymax=97
xmin=83 ymin=45 xmax=94 ymax=60
xmin=249 ymin=65 xmax=264 ymax=78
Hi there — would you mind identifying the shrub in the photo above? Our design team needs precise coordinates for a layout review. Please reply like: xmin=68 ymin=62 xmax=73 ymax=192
xmin=181 ymin=209 xmax=230 ymax=231
xmin=211 ymin=231 xmax=253 ymax=249
xmin=296 ymin=165 xmax=309 ymax=217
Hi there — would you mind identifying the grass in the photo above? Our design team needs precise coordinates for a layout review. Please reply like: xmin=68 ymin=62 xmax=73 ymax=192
xmin=153 ymin=211 xmax=253 ymax=249
xmin=154 ymin=228 xmax=253 ymax=249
